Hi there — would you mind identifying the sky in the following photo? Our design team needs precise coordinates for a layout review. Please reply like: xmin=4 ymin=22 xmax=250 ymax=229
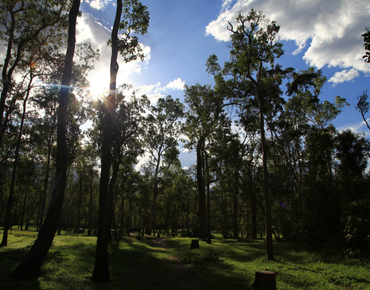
xmin=76 ymin=0 xmax=370 ymax=169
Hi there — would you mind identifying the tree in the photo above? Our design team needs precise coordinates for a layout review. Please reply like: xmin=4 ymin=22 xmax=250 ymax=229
xmin=227 ymin=10 xmax=284 ymax=260
xmin=0 ymin=0 xmax=69 ymax=147
xmin=183 ymin=84 xmax=225 ymax=240
xmin=1 ymin=67 xmax=35 ymax=246
xmin=335 ymin=130 xmax=369 ymax=185
xmin=143 ymin=95 xmax=184 ymax=235
xmin=356 ymin=90 xmax=370 ymax=131
xmin=92 ymin=0 xmax=149 ymax=282
xmin=11 ymin=0 xmax=81 ymax=279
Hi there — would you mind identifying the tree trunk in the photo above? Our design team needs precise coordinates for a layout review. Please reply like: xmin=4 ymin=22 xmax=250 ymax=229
xmin=39 ymin=126 xmax=53 ymax=231
xmin=233 ymin=157 xmax=239 ymax=239
xmin=147 ymin=153 xmax=161 ymax=235
xmin=0 ymin=4 xmax=16 ymax=146
xmin=252 ymin=271 xmax=277 ymax=290
xmin=257 ymin=93 xmax=273 ymax=260
xmin=11 ymin=0 xmax=80 ymax=278
xmin=205 ymin=154 xmax=212 ymax=244
xmin=92 ymin=0 xmax=121 ymax=283
xmin=197 ymin=139 xmax=206 ymax=240
xmin=88 ymin=167 xmax=94 ymax=235
xmin=250 ymin=166 xmax=257 ymax=239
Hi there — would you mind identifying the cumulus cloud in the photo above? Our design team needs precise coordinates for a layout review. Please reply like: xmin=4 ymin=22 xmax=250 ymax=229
xmin=135 ymin=78 xmax=186 ymax=103
xmin=84 ymin=0 xmax=110 ymax=10
xmin=329 ymin=68 xmax=359 ymax=84
xmin=165 ymin=78 xmax=185 ymax=90
xmin=206 ymin=0 xmax=370 ymax=79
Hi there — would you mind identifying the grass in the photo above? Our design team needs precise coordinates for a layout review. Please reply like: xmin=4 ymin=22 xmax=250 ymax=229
xmin=0 ymin=229 xmax=369 ymax=290
xmin=0 ymin=229 xmax=178 ymax=290
xmin=167 ymin=236 xmax=370 ymax=290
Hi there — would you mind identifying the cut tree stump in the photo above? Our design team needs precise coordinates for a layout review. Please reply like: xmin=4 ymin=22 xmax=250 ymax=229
xmin=190 ymin=239 xmax=199 ymax=250
xmin=252 ymin=270 xmax=277 ymax=290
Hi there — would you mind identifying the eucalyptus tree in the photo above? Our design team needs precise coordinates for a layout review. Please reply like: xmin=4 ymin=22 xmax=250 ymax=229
xmin=11 ymin=0 xmax=81 ymax=279
xmin=0 ymin=0 xmax=70 ymax=147
xmin=143 ymin=95 xmax=184 ymax=235
xmin=183 ymin=84 xmax=225 ymax=240
xmin=0 ymin=66 xmax=36 ymax=247
xmin=335 ymin=129 xmax=369 ymax=197
xmin=93 ymin=0 xmax=149 ymax=282
xmin=107 ymin=93 xmax=147 ymax=240
xmin=278 ymin=68 xmax=348 ymax=242
xmin=226 ymin=9 xmax=284 ymax=260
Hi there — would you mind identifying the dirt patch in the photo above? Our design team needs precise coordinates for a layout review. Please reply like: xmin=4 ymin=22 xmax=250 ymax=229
xmin=146 ymin=236 xmax=211 ymax=290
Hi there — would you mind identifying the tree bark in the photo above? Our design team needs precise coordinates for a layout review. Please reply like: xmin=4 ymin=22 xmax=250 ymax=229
xmin=197 ymin=138 xmax=206 ymax=240
xmin=11 ymin=0 xmax=80 ymax=279
xmin=147 ymin=155 xmax=161 ymax=235
xmin=205 ymin=154 xmax=212 ymax=244
xmin=257 ymin=92 xmax=273 ymax=260
xmin=92 ymin=0 xmax=121 ymax=282
xmin=233 ymin=157 xmax=239 ymax=239
xmin=252 ymin=271 xmax=277 ymax=290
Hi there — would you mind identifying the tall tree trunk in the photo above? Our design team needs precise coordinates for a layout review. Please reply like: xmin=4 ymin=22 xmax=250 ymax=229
xmin=205 ymin=154 xmax=212 ymax=244
xmin=39 ymin=125 xmax=53 ymax=231
xmin=92 ymin=0 xmax=121 ymax=282
xmin=257 ymin=92 xmax=273 ymax=260
xmin=88 ymin=167 xmax=94 ymax=235
xmin=249 ymin=166 xmax=257 ymax=239
xmin=197 ymin=138 xmax=206 ymax=240
xmin=11 ymin=0 xmax=80 ymax=278
xmin=233 ymin=157 xmax=239 ymax=239
xmin=147 ymin=154 xmax=161 ymax=235
xmin=20 ymin=184 xmax=28 ymax=231
xmin=0 ymin=4 xmax=16 ymax=146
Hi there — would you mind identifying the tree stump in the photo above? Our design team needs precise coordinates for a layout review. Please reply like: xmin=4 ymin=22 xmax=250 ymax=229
xmin=252 ymin=271 xmax=277 ymax=290
xmin=190 ymin=239 xmax=199 ymax=250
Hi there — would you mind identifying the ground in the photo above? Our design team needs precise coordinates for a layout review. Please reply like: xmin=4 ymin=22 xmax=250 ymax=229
xmin=146 ymin=236 xmax=211 ymax=290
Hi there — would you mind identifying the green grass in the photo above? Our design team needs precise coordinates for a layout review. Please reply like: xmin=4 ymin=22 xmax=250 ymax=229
xmin=167 ymin=237 xmax=370 ymax=290
xmin=0 ymin=229 xmax=178 ymax=290
xmin=0 ymin=229 xmax=369 ymax=290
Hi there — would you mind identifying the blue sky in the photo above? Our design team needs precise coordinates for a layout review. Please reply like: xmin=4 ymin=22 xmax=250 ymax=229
xmin=78 ymin=0 xmax=370 ymax=169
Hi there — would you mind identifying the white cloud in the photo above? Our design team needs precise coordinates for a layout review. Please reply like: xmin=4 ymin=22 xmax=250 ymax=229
xmin=329 ymin=69 xmax=359 ymax=84
xmin=135 ymin=78 xmax=185 ymax=103
xmin=221 ymin=0 xmax=233 ymax=12
xmin=337 ymin=120 xmax=370 ymax=138
xmin=206 ymin=0 xmax=370 ymax=77
xmin=84 ymin=0 xmax=110 ymax=10
xmin=165 ymin=78 xmax=185 ymax=90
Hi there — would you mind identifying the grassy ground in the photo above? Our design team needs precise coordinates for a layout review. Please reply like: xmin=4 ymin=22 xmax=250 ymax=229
xmin=167 ymin=236 xmax=370 ymax=290
xmin=0 ymin=229 xmax=369 ymax=290
xmin=0 ymin=229 xmax=178 ymax=290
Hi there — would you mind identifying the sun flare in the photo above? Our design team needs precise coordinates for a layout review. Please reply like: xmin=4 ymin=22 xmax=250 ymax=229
xmin=87 ymin=73 xmax=109 ymax=99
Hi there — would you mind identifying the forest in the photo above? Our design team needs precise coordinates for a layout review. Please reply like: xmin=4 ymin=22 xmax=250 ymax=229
xmin=1 ymin=0 xmax=370 ymax=287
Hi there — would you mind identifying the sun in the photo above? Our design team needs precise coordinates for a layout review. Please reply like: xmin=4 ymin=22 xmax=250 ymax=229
xmin=87 ymin=72 xmax=110 ymax=100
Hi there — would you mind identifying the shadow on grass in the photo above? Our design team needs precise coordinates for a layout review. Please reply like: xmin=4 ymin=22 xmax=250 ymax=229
xmin=0 ymin=247 xmax=41 ymax=290
xmin=107 ymin=238 xmax=182 ymax=290
xmin=166 ymin=238 xmax=254 ymax=290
